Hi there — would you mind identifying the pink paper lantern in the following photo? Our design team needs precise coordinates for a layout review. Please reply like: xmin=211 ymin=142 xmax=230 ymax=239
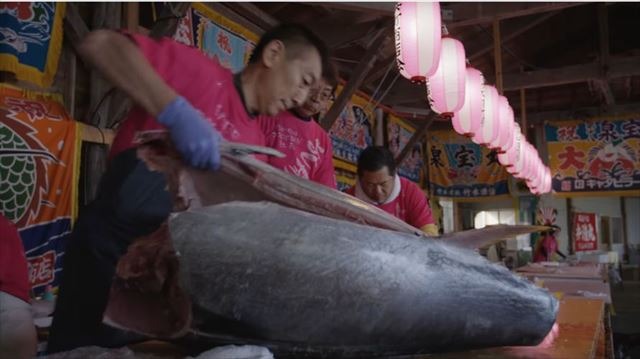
xmin=509 ymin=139 xmax=530 ymax=176
xmin=498 ymin=123 xmax=522 ymax=168
xmin=472 ymin=85 xmax=500 ymax=145
xmin=533 ymin=166 xmax=550 ymax=195
xmin=527 ymin=159 xmax=544 ymax=190
xmin=523 ymin=151 xmax=540 ymax=181
xmin=513 ymin=143 xmax=532 ymax=179
xmin=427 ymin=37 xmax=466 ymax=115
xmin=543 ymin=167 xmax=552 ymax=193
xmin=395 ymin=2 xmax=442 ymax=83
xmin=489 ymin=96 xmax=515 ymax=152
xmin=452 ymin=67 xmax=484 ymax=137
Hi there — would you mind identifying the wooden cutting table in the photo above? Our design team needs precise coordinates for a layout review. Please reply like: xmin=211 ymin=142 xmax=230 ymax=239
xmin=128 ymin=297 xmax=609 ymax=359
xmin=416 ymin=297 xmax=608 ymax=359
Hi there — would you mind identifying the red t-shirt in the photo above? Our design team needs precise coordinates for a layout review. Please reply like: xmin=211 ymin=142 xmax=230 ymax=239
xmin=346 ymin=176 xmax=435 ymax=229
xmin=0 ymin=215 xmax=30 ymax=303
xmin=258 ymin=111 xmax=337 ymax=188
xmin=109 ymin=33 xmax=265 ymax=159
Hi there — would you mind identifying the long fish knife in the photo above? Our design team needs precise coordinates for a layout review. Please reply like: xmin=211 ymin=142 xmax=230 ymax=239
xmin=220 ymin=141 xmax=285 ymax=159
xmin=441 ymin=224 xmax=552 ymax=250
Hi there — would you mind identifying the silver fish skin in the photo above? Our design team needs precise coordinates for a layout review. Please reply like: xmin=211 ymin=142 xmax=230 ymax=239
xmin=168 ymin=201 xmax=558 ymax=356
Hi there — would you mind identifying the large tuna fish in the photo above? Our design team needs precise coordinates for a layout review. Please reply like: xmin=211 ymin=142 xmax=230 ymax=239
xmin=103 ymin=139 xmax=557 ymax=357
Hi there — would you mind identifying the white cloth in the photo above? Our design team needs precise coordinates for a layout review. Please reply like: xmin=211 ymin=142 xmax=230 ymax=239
xmin=195 ymin=345 xmax=274 ymax=359
xmin=0 ymin=291 xmax=37 ymax=359
xmin=354 ymin=174 xmax=401 ymax=206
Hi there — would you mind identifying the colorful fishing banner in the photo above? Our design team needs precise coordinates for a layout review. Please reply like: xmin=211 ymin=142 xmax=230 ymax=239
xmin=427 ymin=130 xmax=510 ymax=198
xmin=0 ymin=3 xmax=66 ymax=87
xmin=334 ymin=159 xmax=358 ymax=192
xmin=573 ymin=212 xmax=598 ymax=252
xmin=0 ymin=85 xmax=80 ymax=296
xmin=387 ymin=113 xmax=425 ymax=185
xmin=155 ymin=2 xmax=258 ymax=73
xmin=328 ymin=87 xmax=376 ymax=164
xmin=545 ymin=118 xmax=640 ymax=196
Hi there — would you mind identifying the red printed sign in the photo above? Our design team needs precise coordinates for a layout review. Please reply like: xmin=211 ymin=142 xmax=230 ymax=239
xmin=573 ymin=212 xmax=598 ymax=252
xmin=27 ymin=250 xmax=56 ymax=288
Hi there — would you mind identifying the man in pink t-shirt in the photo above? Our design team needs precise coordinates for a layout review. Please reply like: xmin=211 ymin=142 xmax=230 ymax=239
xmin=0 ymin=214 xmax=36 ymax=359
xmin=346 ymin=146 xmax=438 ymax=236
xmin=49 ymin=25 xmax=331 ymax=353
xmin=258 ymin=61 xmax=338 ymax=188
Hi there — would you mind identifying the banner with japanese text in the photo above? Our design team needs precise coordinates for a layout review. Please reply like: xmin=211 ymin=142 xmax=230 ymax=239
xmin=573 ymin=212 xmax=598 ymax=252
xmin=0 ymin=3 xmax=66 ymax=87
xmin=387 ymin=113 xmax=426 ymax=185
xmin=155 ymin=3 xmax=258 ymax=73
xmin=334 ymin=158 xmax=357 ymax=192
xmin=545 ymin=118 xmax=640 ymax=196
xmin=328 ymin=87 xmax=376 ymax=164
xmin=0 ymin=84 xmax=80 ymax=296
xmin=427 ymin=130 xmax=510 ymax=198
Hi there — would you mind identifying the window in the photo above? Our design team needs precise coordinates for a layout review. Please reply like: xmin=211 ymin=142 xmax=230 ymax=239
xmin=474 ymin=209 xmax=516 ymax=229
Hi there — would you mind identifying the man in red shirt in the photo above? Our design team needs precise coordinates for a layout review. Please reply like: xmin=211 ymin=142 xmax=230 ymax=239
xmin=48 ymin=24 xmax=330 ymax=353
xmin=346 ymin=146 xmax=438 ymax=236
xmin=258 ymin=61 xmax=338 ymax=188
xmin=0 ymin=214 xmax=36 ymax=359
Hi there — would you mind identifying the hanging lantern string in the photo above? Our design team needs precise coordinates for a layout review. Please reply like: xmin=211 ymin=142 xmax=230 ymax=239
xmin=367 ymin=72 xmax=401 ymax=114
xmin=366 ymin=58 xmax=397 ymax=111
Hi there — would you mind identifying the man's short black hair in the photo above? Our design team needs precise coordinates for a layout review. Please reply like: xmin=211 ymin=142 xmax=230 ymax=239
xmin=357 ymin=146 xmax=397 ymax=177
xmin=248 ymin=23 xmax=329 ymax=67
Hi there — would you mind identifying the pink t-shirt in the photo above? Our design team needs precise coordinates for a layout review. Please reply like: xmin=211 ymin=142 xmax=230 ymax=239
xmin=346 ymin=177 xmax=434 ymax=229
xmin=0 ymin=215 xmax=30 ymax=303
xmin=109 ymin=32 xmax=265 ymax=159
xmin=258 ymin=111 xmax=337 ymax=188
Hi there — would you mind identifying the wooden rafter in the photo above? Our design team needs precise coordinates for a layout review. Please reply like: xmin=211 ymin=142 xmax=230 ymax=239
xmin=467 ymin=11 xmax=560 ymax=62
xmin=596 ymin=3 xmax=615 ymax=106
xmin=503 ymin=56 xmax=640 ymax=91
xmin=320 ymin=28 xmax=388 ymax=130
xmin=446 ymin=2 xmax=584 ymax=29
xmin=309 ymin=2 xmax=585 ymax=28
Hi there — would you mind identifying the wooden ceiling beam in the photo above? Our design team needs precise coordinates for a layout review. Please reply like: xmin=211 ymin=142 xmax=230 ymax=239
xmin=225 ymin=2 xmax=278 ymax=30
xmin=392 ymin=106 xmax=432 ymax=117
xmin=320 ymin=28 xmax=388 ymax=130
xmin=446 ymin=2 xmax=585 ymax=29
xmin=307 ymin=2 xmax=395 ymax=15
xmin=596 ymin=3 xmax=615 ymax=106
xmin=468 ymin=11 xmax=560 ymax=62
xmin=315 ymin=19 xmax=386 ymax=50
xmin=363 ymin=54 xmax=396 ymax=89
xmin=308 ymin=2 xmax=585 ymax=28
xmin=502 ymin=56 xmax=640 ymax=91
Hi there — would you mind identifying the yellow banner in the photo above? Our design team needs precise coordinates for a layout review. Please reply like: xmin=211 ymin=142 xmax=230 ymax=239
xmin=427 ymin=130 xmax=510 ymax=198
xmin=545 ymin=118 xmax=640 ymax=196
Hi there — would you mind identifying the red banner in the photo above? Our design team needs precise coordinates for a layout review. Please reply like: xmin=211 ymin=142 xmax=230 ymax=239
xmin=573 ymin=212 xmax=598 ymax=252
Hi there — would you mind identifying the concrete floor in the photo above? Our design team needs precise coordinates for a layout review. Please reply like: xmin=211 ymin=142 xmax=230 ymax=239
xmin=611 ymin=281 xmax=640 ymax=359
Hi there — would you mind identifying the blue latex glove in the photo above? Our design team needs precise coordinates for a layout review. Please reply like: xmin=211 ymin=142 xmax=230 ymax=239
xmin=157 ymin=96 xmax=221 ymax=170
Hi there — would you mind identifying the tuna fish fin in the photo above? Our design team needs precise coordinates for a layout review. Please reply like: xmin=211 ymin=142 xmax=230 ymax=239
xmin=440 ymin=224 xmax=551 ymax=249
